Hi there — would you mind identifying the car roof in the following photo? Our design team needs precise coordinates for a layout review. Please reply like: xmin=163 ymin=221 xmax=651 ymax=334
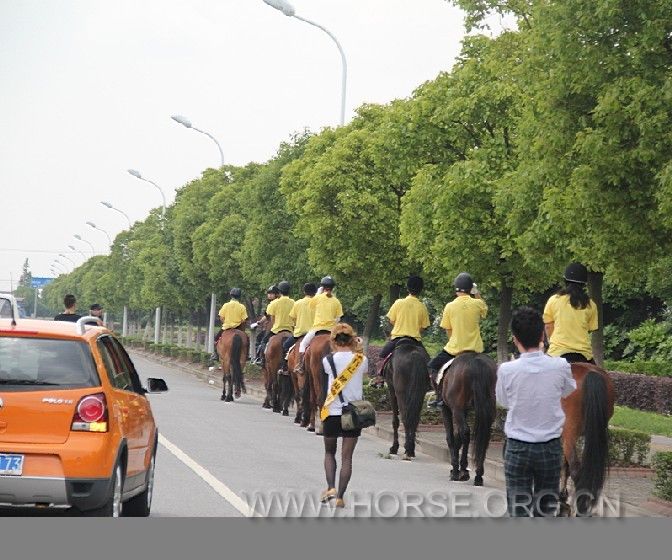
xmin=0 ymin=318 xmax=109 ymax=342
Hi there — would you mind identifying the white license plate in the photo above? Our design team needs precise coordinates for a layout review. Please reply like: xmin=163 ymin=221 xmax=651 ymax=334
xmin=0 ymin=453 xmax=24 ymax=475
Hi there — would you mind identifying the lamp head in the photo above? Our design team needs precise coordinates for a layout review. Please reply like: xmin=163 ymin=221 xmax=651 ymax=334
xmin=171 ymin=115 xmax=192 ymax=128
xmin=128 ymin=169 xmax=142 ymax=179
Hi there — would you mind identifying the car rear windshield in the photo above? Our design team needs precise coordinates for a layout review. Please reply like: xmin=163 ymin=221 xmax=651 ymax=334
xmin=0 ymin=336 xmax=100 ymax=390
xmin=0 ymin=298 xmax=13 ymax=319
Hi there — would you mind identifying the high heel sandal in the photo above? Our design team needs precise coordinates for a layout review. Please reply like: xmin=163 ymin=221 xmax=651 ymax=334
xmin=320 ymin=488 xmax=336 ymax=503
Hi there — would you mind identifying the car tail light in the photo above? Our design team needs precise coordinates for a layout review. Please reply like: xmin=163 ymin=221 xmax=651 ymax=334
xmin=72 ymin=393 xmax=108 ymax=432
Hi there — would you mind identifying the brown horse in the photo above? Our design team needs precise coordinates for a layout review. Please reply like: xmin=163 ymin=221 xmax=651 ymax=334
xmin=216 ymin=329 xmax=249 ymax=402
xmin=440 ymin=352 xmax=497 ymax=486
xmin=383 ymin=339 xmax=430 ymax=460
xmin=287 ymin=336 xmax=307 ymax=425
xmin=303 ymin=332 xmax=332 ymax=433
xmin=559 ymin=362 xmax=615 ymax=516
xmin=262 ymin=331 xmax=292 ymax=414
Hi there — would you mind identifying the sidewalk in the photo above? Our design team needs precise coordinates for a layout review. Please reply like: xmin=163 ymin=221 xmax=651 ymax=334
xmin=134 ymin=350 xmax=672 ymax=517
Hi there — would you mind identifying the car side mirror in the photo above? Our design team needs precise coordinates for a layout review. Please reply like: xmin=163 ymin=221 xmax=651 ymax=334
xmin=146 ymin=377 xmax=168 ymax=393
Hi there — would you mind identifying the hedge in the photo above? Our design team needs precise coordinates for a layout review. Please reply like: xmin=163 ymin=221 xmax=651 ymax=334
xmin=605 ymin=360 xmax=672 ymax=378
xmin=608 ymin=427 xmax=650 ymax=466
xmin=607 ymin=370 xmax=672 ymax=415
xmin=652 ymin=452 xmax=672 ymax=502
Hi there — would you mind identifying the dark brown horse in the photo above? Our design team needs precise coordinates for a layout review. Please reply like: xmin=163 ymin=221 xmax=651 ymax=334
xmin=288 ymin=336 xmax=306 ymax=425
xmin=216 ymin=329 xmax=249 ymax=402
xmin=383 ymin=339 xmax=430 ymax=460
xmin=303 ymin=332 xmax=332 ymax=433
xmin=559 ymin=362 xmax=615 ymax=516
xmin=439 ymin=352 xmax=497 ymax=486
xmin=262 ymin=331 xmax=292 ymax=414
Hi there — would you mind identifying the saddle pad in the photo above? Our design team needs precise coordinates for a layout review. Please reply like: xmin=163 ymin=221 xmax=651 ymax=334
xmin=436 ymin=357 xmax=456 ymax=385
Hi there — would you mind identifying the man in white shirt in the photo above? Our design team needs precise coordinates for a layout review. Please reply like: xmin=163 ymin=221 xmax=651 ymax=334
xmin=496 ymin=306 xmax=577 ymax=517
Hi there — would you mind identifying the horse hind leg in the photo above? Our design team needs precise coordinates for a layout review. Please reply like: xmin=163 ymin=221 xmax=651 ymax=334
xmin=457 ymin=410 xmax=471 ymax=482
xmin=441 ymin=406 xmax=460 ymax=481
xmin=388 ymin=382 xmax=400 ymax=456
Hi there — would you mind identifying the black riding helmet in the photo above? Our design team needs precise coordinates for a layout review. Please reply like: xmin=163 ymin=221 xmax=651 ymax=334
xmin=267 ymin=284 xmax=280 ymax=295
xmin=303 ymin=282 xmax=317 ymax=296
xmin=407 ymin=275 xmax=424 ymax=295
xmin=229 ymin=287 xmax=242 ymax=299
xmin=277 ymin=281 xmax=290 ymax=295
xmin=320 ymin=276 xmax=336 ymax=289
xmin=564 ymin=262 xmax=588 ymax=284
xmin=454 ymin=272 xmax=473 ymax=293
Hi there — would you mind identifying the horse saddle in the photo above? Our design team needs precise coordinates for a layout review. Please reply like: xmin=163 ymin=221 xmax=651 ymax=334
xmin=436 ymin=358 xmax=456 ymax=386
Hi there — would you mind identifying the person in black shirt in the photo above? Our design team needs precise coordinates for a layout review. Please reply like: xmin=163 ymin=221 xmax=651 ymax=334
xmin=54 ymin=294 xmax=82 ymax=322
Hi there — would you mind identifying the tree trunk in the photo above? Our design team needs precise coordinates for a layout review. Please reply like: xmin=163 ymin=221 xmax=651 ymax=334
xmin=588 ymin=270 xmax=604 ymax=367
xmin=389 ymin=284 xmax=402 ymax=307
xmin=362 ymin=293 xmax=383 ymax=354
xmin=497 ymin=282 xmax=514 ymax=365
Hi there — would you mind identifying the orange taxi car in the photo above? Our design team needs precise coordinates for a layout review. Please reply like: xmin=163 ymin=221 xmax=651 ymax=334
xmin=0 ymin=313 xmax=167 ymax=516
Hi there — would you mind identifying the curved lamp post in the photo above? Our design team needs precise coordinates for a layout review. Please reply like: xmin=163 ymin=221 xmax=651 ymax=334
xmin=263 ymin=0 xmax=347 ymax=125
xmin=127 ymin=169 xmax=167 ymax=216
xmin=171 ymin=115 xmax=225 ymax=166
xmin=68 ymin=244 xmax=87 ymax=260
xmin=101 ymin=201 xmax=132 ymax=228
xmin=86 ymin=221 xmax=113 ymax=246
xmin=74 ymin=234 xmax=96 ymax=255
xmin=58 ymin=253 xmax=76 ymax=267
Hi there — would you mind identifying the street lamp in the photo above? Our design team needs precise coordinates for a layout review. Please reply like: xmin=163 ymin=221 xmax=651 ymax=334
xmin=51 ymin=261 xmax=66 ymax=273
xmin=59 ymin=253 xmax=76 ymax=267
xmin=101 ymin=201 xmax=132 ymax=228
xmin=263 ymin=0 xmax=347 ymax=125
xmin=127 ymin=169 xmax=167 ymax=215
xmin=73 ymin=234 xmax=96 ymax=255
xmin=54 ymin=258 xmax=70 ymax=272
xmin=171 ymin=115 xmax=225 ymax=167
xmin=86 ymin=221 xmax=113 ymax=246
xmin=68 ymin=244 xmax=87 ymax=260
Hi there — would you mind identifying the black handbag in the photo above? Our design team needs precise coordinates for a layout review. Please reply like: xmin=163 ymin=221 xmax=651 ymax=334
xmin=326 ymin=354 xmax=376 ymax=430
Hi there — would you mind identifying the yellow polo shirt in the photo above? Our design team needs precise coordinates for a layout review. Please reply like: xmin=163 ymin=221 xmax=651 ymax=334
xmin=543 ymin=294 xmax=598 ymax=360
xmin=218 ymin=300 xmax=248 ymax=330
xmin=290 ymin=296 xmax=315 ymax=337
xmin=266 ymin=295 xmax=295 ymax=334
xmin=440 ymin=295 xmax=488 ymax=354
xmin=387 ymin=295 xmax=430 ymax=341
xmin=310 ymin=292 xmax=343 ymax=330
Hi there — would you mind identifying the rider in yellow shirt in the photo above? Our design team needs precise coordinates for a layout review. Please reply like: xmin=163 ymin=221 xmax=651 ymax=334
xmin=295 ymin=276 xmax=343 ymax=374
xmin=212 ymin=288 xmax=248 ymax=360
xmin=263 ymin=281 xmax=295 ymax=366
xmin=252 ymin=285 xmax=280 ymax=364
xmin=427 ymin=272 xmax=488 ymax=408
xmin=373 ymin=276 xmax=430 ymax=385
xmin=279 ymin=282 xmax=317 ymax=374
xmin=543 ymin=262 xmax=598 ymax=364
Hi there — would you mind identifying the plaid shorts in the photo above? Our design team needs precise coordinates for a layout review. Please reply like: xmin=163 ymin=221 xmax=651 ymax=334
xmin=504 ymin=437 xmax=563 ymax=517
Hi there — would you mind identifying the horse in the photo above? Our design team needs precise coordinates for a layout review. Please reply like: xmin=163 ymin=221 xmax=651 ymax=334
xmin=303 ymin=331 xmax=333 ymax=433
xmin=382 ymin=339 xmax=430 ymax=460
xmin=439 ymin=352 xmax=497 ymax=486
xmin=262 ymin=331 xmax=293 ymax=414
xmin=558 ymin=362 xmax=615 ymax=516
xmin=215 ymin=328 xmax=249 ymax=402
xmin=287 ymin=337 xmax=307 ymax=425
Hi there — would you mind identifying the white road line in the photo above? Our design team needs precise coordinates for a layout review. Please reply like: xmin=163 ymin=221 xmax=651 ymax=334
xmin=158 ymin=433 xmax=260 ymax=518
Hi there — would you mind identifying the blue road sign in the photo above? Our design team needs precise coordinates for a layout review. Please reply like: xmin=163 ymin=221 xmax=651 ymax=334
xmin=31 ymin=277 xmax=54 ymax=289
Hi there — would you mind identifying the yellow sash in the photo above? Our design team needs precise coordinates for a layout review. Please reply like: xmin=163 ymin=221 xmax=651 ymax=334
xmin=320 ymin=353 xmax=364 ymax=421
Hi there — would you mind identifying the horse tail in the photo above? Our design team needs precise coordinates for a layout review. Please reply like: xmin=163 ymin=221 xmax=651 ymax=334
xmin=576 ymin=370 xmax=610 ymax=514
xmin=469 ymin=355 xmax=496 ymax=466
xmin=230 ymin=333 xmax=243 ymax=390
xmin=403 ymin=348 xmax=429 ymax=433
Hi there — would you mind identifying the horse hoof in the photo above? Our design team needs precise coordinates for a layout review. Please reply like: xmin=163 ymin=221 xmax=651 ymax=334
xmin=459 ymin=471 xmax=470 ymax=482
xmin=402 ymin=453 xmax=413 ymax=461
xmin=282 ymin=410 xmax=289 ymax=416
xmin=474 ymin=476 xmax=483 ymax=487
xmin=227 ymin=395 xmax=234 ymax=402
xmin=220 ymin=395 xmax=226 ymax=401
xmin=450 ymin=470 xmax=460 ymax=481
xmin=299 ymin=421 xmax=308 ymax=428
xmin=389 ymin=447 xmax=398 ymax=455
xmin=307 ymin=427 xmax=315 ymax=432
xmin=262 ymin=403 xmax=272 ymax=409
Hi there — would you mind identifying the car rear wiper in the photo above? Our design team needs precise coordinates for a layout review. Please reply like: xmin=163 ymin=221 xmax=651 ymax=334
xmin=0 ymin=379 xmax=59 ymax=385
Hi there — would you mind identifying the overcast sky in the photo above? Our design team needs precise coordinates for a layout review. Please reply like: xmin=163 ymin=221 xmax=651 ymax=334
xmin=0 ymin=0 xmax=508 ymax=293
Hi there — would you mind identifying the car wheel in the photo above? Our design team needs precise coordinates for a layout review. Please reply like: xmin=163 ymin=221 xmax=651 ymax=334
xmin=122 ymin=449 xmax=156 ymax=517
xmin=82 ymin=461 xmax=123 ymax=517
